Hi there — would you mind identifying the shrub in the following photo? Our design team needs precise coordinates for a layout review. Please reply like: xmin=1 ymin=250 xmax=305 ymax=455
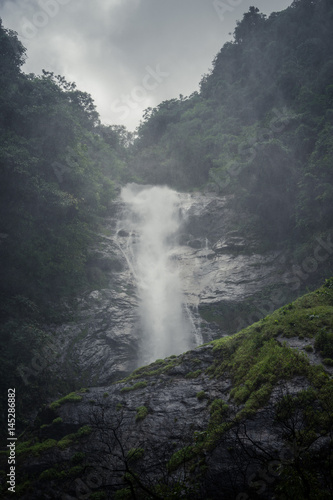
xmin=50 ymin=392 xmax=83 ymax=409
xmin=121 ymin=381 xmax=147 ymax=393
xmin=315 ymin=329 xmax=333 ymax=358
xmin=127 ymin=447 xmax=145 ymax=462
xmin=52 ymin=417 xmax=63 ymax=425
xmin=185 ymin=370 xmax=202 ymax=379
xmin=135 ymin=406 xmax=148 ymax=422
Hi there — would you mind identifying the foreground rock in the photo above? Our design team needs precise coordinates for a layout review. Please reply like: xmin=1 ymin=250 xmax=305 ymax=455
xmin=6 ymin=281 xmax=333 ymax=499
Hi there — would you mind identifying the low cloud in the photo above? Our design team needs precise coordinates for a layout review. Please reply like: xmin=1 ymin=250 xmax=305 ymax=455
xmin=0 ymin=0 xmax=292 ymax=130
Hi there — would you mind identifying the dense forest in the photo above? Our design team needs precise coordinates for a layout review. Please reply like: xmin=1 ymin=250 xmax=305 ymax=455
xmin=1 ymin=0 xmax=333 ymax=452
xmin=0 ymin=20 xmax=133 ymax=423
xmin=131 ymin=0 xmax=333 ymax=245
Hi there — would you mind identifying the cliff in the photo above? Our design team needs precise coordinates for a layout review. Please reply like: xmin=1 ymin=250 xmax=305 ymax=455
xmin=2 ymin=279 xmax=333 ymax=499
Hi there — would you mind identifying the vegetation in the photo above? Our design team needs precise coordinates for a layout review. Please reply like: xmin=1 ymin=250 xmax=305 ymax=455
xmin=1 ymin=0 xmax=333 ymax=497
xmin=49 ymin=391 xmax=83 ymax=409
xmin=135 ymin=406 xmax=148 ymax=422
xmin=120 ymin=381 xmax=148 ymax=393
xmin=0 ymin=19 xmax=133 ymax=429
xmin=131 ymin=0 xmax=333 ymax=249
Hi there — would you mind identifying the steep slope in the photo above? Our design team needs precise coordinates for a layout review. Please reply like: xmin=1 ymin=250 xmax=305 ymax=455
xmin=131 ymin=0 xmax=333 ymax=247
xmin=3 ymin=279 xmax=332 ymax=499
xmin=0 ymin=20 xmax=132 ymax=429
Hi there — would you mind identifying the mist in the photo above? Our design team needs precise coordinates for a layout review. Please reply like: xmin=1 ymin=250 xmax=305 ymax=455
xmin=118 ymin=184 xmax=195 ymax=364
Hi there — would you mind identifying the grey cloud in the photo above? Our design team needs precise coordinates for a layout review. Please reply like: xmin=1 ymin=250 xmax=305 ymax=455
xmin=0 ymin=0 xmax=292 ymax=130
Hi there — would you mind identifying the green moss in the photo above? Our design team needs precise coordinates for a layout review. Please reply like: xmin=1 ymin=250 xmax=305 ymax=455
xmin=315 ymin=329 xmax=333 ymax=357
xmin=121 ymin=381 xmax=148 ymax=393
xmin=39 ymin=468 xmax=62 ymax=481
xmin=127 ymin=447 xmax=145 ymax=462
xmin=323 ymin=358 xmax=333 ymax=367
xmin=103 ymin=392 xmax=109 ymax=398
xmin=57 ymin=426 xmax=92 ymax=450
xmin=304 ymin=345 xmax=314 ymax=352
xmin=52 ymin=417 xmax=63 ymax=424
xmin=17 ymin=438 xmax=57 ymax=457
xmin=57 ymin=435 xmax=75 ymax=450
xmin=118 ymin=356 xmax=181 ymax=384
xmin=39 ymin=465 xmax=84 ymax=481
xmin=196 ymin=391 xmax=206 ymax=400
xmin=185 ymin=370 xmax=202 ymax=379
xmin=167 ymin=446 xmax=197 ymax=472
xmin=77 ymin=425 xmax=92 ymax=437
xmin=208 ymin=399 xmax=229 ymax=430
xmin=135 ymin=406 xmax=148 ymax=422
xmin=49 ymin=392 xmax=83 ymax=409
xmin=116 ymin=403 xmax=123 ymax=411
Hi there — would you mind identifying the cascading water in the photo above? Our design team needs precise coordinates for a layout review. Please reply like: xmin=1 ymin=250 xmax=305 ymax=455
xmin=118 ymin=183 xmax=200 ymax=365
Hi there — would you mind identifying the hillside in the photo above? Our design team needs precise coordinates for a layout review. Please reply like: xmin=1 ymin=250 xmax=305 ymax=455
xmin=1 ymin=279 xmax=332 ymax=499
xmin=131 ymin=0 xmax=333 ymax=246
xmin=0 ymin=0 xmax=333 ymax=498
xmin=0 ymin=19 xmax=133 ymax=424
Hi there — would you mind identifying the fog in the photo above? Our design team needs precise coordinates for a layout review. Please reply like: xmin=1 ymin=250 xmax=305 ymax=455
xmin=120 ymin=184 xmax=194 ymax=364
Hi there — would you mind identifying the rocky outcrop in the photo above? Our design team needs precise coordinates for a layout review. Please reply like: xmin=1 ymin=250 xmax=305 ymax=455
xmin=5 ymin=278 xmax=333 ymax=500
xmin=44 ymin=190 xmax=295 ymax=393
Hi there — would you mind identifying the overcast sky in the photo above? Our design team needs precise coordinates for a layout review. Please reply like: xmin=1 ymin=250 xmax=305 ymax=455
xmin=0 ymin=0 xmax=292 ymax=130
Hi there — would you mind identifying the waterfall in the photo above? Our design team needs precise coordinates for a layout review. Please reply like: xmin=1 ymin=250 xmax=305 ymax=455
xmin=118 ymin=183 xmax=197 ymax=365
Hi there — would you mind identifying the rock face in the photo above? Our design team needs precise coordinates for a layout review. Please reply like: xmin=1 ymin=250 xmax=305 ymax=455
xmin=46 ymin=189 xmax=293 ymax=391
xmin=8 ymin=276 xmax=333 ymax=500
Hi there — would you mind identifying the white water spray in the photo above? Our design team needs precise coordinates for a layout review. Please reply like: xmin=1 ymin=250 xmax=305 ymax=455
xmin=119 ymin=184 xmax=197 ymax=365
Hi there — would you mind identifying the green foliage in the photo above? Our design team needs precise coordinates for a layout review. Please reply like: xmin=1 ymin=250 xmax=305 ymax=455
xmin=135 ymin=406 xmax=148 ymax=422
xmin=57 ymin=426 xmax=91 ymax=450
xmin=76 ymin=425 xmax=92 ymax=437
xmin=127 ymin=447 xmax=145 ymax=462
xmin=167 ymin=446 xmax=196 ymax=472
xmin=52 ymin=417 xmax=63 ymax=425
xmin=50 ymin=392 xmax=83 ymax=409
xmin=130 ymin=0 xmax=333 ymax=246
xmin=208 ymin=399 xmax=229 ymax=429
xmin=315 ymin=329 xmax=333 ymax=357
xmin=0 ymin=19 xmax=133 ymax=429
xmin=185 ymin=369 xmax=202 ymax=379
xmin=120 ymin=381 xmax=148 ymax=393
xmin=196 ymin=391 xmax=206 ymax=400
xmin=16 ymin=438 xmax=57 ymax=457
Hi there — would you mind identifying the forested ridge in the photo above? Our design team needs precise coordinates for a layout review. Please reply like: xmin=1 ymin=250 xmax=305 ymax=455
xmin=0 ymin=20 xmax=133 ymax=423
xmin=132 ymin=0 xmax=333 ymax=244
xmin=1 ymin=0 xmax=333 ymax=438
